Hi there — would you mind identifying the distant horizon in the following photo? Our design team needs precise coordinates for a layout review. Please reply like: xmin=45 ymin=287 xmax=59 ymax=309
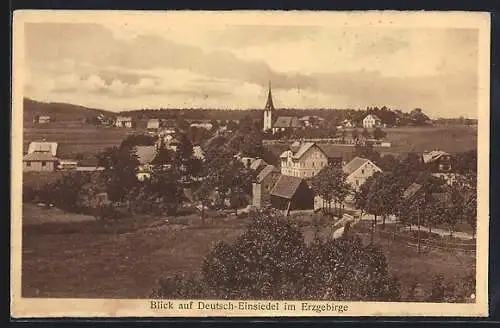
xmin=24 ymin=97 xmax=478 ymax=120
xmin=22 ymin=14 xmax=480 ymax=119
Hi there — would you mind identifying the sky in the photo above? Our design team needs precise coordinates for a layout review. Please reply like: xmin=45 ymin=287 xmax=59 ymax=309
xmin=23 ymin=17 xmax=480 ymax=118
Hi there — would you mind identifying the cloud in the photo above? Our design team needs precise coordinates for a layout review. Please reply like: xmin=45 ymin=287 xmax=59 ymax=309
xmin=23 ymin=23 xmax=479 ymax=117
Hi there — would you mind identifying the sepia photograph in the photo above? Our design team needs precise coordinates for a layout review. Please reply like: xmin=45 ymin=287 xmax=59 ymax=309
xmin=11 ymin=10 xmax=490 ymax=317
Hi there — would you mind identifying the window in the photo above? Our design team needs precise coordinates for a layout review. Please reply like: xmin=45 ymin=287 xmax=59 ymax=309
xmin=26 ymin=161 xmax=31 ymax=167
xmin=302 ymin=172 xmax=305 ymax=177
xmin=312 ymin=162 xmax=315 ymax=167
xmin=356 ymin=180 xmax=359 ymax=186
xmin=361 ymin=169 xmax=365 ymax=174
xmin=41 ymin=161 xmax=47 ymax=167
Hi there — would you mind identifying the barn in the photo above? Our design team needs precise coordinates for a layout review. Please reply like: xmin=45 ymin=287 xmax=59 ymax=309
xmin=270 ymin=175 xmax=314 ymax=212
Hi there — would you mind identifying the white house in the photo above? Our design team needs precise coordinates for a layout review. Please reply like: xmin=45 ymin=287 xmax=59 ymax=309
xmin=115 ymin=116 xmax=133 ymax=128
xmin=342 ymin=157 xmax=382 ymax=190
xmin=279 ymin=142 xmax=329 ymax=178
xmin=362 ymin=114 xmax=382 ymax=128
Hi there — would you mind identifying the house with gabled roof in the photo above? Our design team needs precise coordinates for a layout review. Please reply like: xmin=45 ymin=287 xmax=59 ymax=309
xmin=270 ymin=175 xmax=314 ymax=214
xmin=115 ymin=116 xmax=133 ymax=128
xmin=279 ymin=142 xmax=329 ymax=178
xmin=23 ymin=141 xmax=60 ymax=172
xmin=363 ymin=114 xmax=382 ymax=128
xmin=342 ymin=156 xmax=382 ymax=190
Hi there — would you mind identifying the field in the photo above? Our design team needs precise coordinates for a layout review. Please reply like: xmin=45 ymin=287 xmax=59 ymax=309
xmin=21 ymin=205 xmax=475 ymax=300
xmin=23 ymin=124 xmax=477 ymax=167
xmin=265 ymin=126 xmax=477 ymax=161
xmin=23 ymin=125 xmax=137 ymax=161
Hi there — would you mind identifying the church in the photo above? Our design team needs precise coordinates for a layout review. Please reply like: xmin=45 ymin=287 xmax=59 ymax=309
xmin=262 ymin=82 xmax=302 ymax=134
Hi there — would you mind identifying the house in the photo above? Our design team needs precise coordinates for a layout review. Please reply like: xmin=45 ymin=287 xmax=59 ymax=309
xmin=279 ymin=142 xmax=329 ymax=178
xmin=363 ymin=114 xmax=382 ymax=128
xmin=147 ymin=119 xmax=160 ymax=130
xmin=252 ymin=164 xmax=281 ymax=208
xmin=33 ymin=115 xmax=51 ymax=124
xmin=270 ymin=175 xmax=315 ymax=213
xmin=342 ymin=157 xmax=382 ymax=190
xmin=115 ymin=116 xmax=133 ymax=128
xmin=134 ymin=145 xmax=157 ymax=181
xmin=422 ymin=150 xmax=452 ymax=173
xmin=23 ymin=152 xmax=59 ymax=172
xmin=341 ymin=119 xmax=356 ymax=128
xmin=272 ymin=116 xmax=302 ymax=133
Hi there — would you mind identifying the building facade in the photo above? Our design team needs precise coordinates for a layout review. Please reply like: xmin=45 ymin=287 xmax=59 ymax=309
xmin=279 ymin=142 xmax=329 ymax=178
xmin=343 ymin=157 xmax=382 ymax=190
xmin=251 ymin=164 xmax=281 ymax=209
xmin=115 ymin=116 xmax=133 ymax=128
xmin=363 ymin=114 xmax=382 ymax=128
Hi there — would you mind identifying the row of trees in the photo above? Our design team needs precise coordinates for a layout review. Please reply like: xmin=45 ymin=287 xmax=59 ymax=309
xmin=152 ymin=211 xmax=401 ymax=301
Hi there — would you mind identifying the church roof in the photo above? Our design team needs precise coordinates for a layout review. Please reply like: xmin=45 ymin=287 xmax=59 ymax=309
xmin=264 ymin=82 xmax=275 ymax=111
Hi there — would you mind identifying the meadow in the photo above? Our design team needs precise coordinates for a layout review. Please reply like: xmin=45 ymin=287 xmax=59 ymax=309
xmin=21 ymin=205 xmax=475 ymax=301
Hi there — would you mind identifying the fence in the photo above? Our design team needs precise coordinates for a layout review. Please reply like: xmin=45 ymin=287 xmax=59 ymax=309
xmin=351 ymin=225 xmax=476 ymax=254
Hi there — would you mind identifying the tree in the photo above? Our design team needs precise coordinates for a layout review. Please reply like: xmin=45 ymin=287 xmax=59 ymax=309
xmin=153 ymin=211 xmax=401 ymax=301
xmin=351 ymin=129 xmax=359 ymax=140
xmin=409 ymin=108 xmax=431 ymax=125
xmin=120 ymin=134 xmax=155 ymax=148
xmin=378 ymin=154 xmax=400 ymax=172
xmin=372 ymin=127 xmax=387 ymax=140
xmin=310 ymin=166 xmax=350 ymax=217
xmin=97 ymin=145 xmax=140 ymax=202
xmin=354 ymin=143 xmax=381 ymax=164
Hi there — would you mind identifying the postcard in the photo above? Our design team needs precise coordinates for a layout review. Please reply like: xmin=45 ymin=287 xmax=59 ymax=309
xmin=11 ymin=10 xmax=490 ymax=317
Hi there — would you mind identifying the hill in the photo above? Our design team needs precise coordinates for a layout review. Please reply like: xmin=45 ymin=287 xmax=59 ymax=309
xmin=23 ymin=98 xmax=112 ymax=125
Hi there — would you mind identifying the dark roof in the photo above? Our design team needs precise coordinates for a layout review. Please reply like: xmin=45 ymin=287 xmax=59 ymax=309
xmin=264 ymin=85 xmax=275 ymax=111
xmin=270 ymin=175 xmax=303 ymax=199
xmin=256 ymin=164 xmax=279 ymax=183
xmin=403 ymin=183 xmax=422 ymax=200
xmin=273 ymin=116 xmax=301 ymax=128
xmin=23 ymin=151 xmax=58 ymax=161
xmin=317 ymin=144 xmax=354 ymax=161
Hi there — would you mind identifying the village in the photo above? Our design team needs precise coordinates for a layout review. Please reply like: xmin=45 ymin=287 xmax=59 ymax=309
xmin=20 ymin=81 xmax=479 ymax=304
xmin=24 ymin=84 xmax=476 ymax=225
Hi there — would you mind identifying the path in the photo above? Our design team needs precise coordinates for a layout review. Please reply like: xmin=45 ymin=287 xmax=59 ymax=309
xmin=351 ymin=210 xmax=474 ymax=241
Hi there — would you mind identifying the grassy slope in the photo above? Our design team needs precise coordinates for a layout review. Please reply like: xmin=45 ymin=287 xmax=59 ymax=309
xmin=21 ymin=206 xmax=475 ymax=300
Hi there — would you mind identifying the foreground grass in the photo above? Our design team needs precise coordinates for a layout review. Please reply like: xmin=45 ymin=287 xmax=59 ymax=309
xmin=21 ymin=207 xmax=475 ymax=301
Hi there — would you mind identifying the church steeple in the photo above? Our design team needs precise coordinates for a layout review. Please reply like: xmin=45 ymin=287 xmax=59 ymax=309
xmin=263 ymin=81 xmax=274 ymax=131
xmin=264 ymin=81 xmax=275 ymax=111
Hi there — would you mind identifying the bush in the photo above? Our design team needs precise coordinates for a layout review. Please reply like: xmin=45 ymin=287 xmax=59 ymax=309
xmin=153 ymin=211 xmax=401 ymax=301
